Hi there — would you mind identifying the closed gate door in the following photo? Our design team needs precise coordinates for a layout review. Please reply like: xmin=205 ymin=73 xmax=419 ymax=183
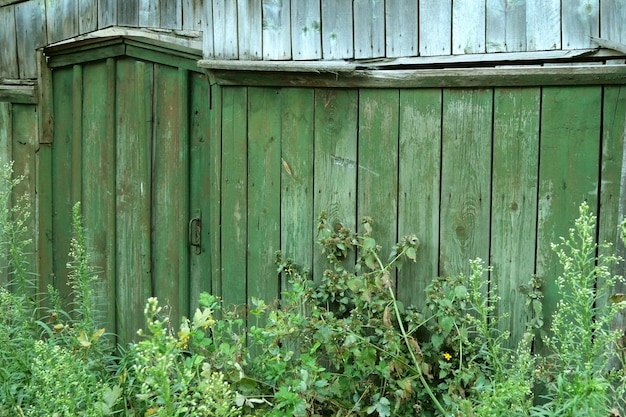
xmin=44 ymin=38 xmax=213 ymax=345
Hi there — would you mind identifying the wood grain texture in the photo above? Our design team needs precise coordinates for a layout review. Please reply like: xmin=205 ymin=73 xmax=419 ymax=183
xmin=357 ymin=89 xmax=399 ymax=252
xmin=98 ymin=0 xmax=117 ymax=28
xmin=419 ymin=0 xmax=451 ymax=56
xmin=354 ymin=0 xmax=385 ymax=59
xmin=321 ymin=0 xmax=353 ymax=59
xmin=202 ymin=0 xmax=214 ymax=57
xmin=115 ymin=59 xmax=152 ymax=344
xmin=486 ymin=0 xmax=527 ymax=52
xmin=385 ymin=0 xmax=418 ymax=58
xmin=237 ymin=0 xmax=262 ymax=59
xmin=15 ymin=0 xmax=46 ymax=78
xmin=490 ymin=87 xmax=540 ymax=348
xmin=0 ymin=102 xmax=12 ymax=286
xmin=397 ymin=88 xmax=442 ymax=309
xmin=159 ymin=0 xmax=182 ymax=29
xmin=118 ymin=0 xmax=139 ymax=26
xmin=262 ymin=0 xmax=291 ymax=59
xmin=440 ymin=89 xmax=492 ymax=277
xmin=208 ymin=84 xmax=223 ymax=297
xmin=601 ymin=0 xmax=626 ymax=44
xmin=452 ymin=0 xmax=485 ymax=54
xmin=212 ymin=0 xmax=238 ymax=58
xmin=220 ymin=86 xmax=248 ymax=309
xmin=313 ymin=89 xmax=358 ymax=280
xmin=535 ymin=86 xmax=602 ymax=353
xmin=0 ymin=6 xmax=18 ymax=78
xmin=182 ymin=0 xmax=204 ymax=30
xmin=280 ymin=88 xmax=314 ymax=289
xmin=526 ymin=0 xmax=561 ymax=51
xmin=45 ymin=0 xmax=78 ymax=44
xmin=562 ymin=0 xmax=599 ymax=49
xmin=291 ymin=0 xmax=321 ymax=60
xmin=78 ymin=0 xmax=97 ymax=31
xmin=139 ymin=0 xmax=159 ymax=27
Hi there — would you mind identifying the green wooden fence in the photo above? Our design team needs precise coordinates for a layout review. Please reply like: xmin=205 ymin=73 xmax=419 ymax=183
xmin=36 ymin=39 xmax=626 ymax=346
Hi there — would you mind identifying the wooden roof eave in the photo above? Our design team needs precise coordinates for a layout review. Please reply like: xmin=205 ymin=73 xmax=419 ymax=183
xmin=198 ymin=48 xmax=626 ymax=88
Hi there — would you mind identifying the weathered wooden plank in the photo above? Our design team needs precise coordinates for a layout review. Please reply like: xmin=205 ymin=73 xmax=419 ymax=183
xmin=321 ymin=0 xmax=353 ymax=59
xmin=385 ymin=0 xmax=418 ymax=58
xmin=182 ymin=0 xmax=203 ymax=30
xmin=81 ymin=59 xmax=117 ymax=336
xmin=262 ymin=0 xmax=291 ymax=60
xmin=15 ymin=0 xmax=46 ymax=79
xmin=280 ymin=88 xmax=314 ymax=289
xmin=562 ymin=0 xmax=599 ymax=49
xmin=51 ymin=66 xmax=75 ymax=305
xmin=71 ymin=65 xmax=82 ymax=206
xmin=491 ymin=87 xmax=540 ymax=348
xmin=98 ymin=0 xmax=117 ymax=28
xmin=46 ymin=0 xmax=78 ymax=44
xmin=312 ymin=89 xmax=358 ymax=280
xmin=159 ymin=0 xmax=182 ymax=29
xmin=115 ymin=59 xmax=152 ymax=343
xmin=0 ymin=102 xmax=11 ymax=286
xmin=220 ymin=86 xmax=248 ymax=309
xmin=78 ymin=0 xmax=98 ymax=32
xmin=247 ymin=87 xmax=282 ymax=306
xmin=440 ymin=89 xmax=492 ymax=277
xmin=152 ymin=66 xmax=190 ymax=326
xmin=419 ymin=0 xmax=452 ymax=56
xmin=486 ymin=0 xmax=527 ymax=52
xmin=290 ymin=0 xmax=321 ymax=60
xmin=202 ymin=0 xmax=214 ymax=58
xmin=601 ymin=0 xmax=626 ymax=44
xmin=354 ymin=0 xmax=385 ymax=59
xmin=118 ymin=0 xmax=139 ymax=26
xmin=526 ymin=0 xmax=561 ymax=51
xmin=236 ymin=0 xmax=262 ymax=60
xmin=37 ymin=143 xmax=53 ymax=300
xmin=188 ymin=72 xmax=212 ymax=309
xmin=452 ymin=0 xmax=486 ymax=54
xmin=0 ymin=5 xmax=18 ymax=78
xmin=138 ymin=0 xmax=158 ymax=27
xmin=0 ymin=84 xmax=37 ymax=104
xmin=208 ymin=84 xmax=222 ymax=297
xmin=357 ymin=89 xmax=399 ymax=255
xmin=397 ymin=89 xmax=441 ymax=309
xmin=212 ymin=0 xmax=238 ymax=58
xmin=37 ymin=50 xmax=54 ymax=143
xmin=535 ymin=86 xmax=602 ymax=352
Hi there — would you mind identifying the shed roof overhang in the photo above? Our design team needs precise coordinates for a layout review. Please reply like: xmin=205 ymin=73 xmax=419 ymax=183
xmin=199 ymin=44 xmax=626 ymax=88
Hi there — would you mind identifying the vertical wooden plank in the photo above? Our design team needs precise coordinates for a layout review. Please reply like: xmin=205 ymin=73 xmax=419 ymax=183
xmin=115 ymin=59 xmax=152 ymax=344
xmin=397 ymin=89 xmax=441 ymax=309
xmin=535 ymin=86 xmax=602 ymax=351
xmin=152 ymin=65 xmax=190 ymax=325
xmin=71 ymin=65 xmax=83 ymax=206
xmin=526 ymin=0 xmax=561 ymax=51
xmin=601 ymin=0 xmax=626 ymax=44
xmin=321 ymin=0 xmax=353 ymax=59
xmin=37 ymin=143 xmax=54 ymax=298
xmin=160 ymin=0 xmax=182 ymax=29
xmin=78 ymin=0 xmax=98 ymax=32
xmin=138 ymin=0 xmax=159 ymax=27
xmin=0 ymin=102 xmax=12 ymax=287
xmin=220 ymin=86 xmax=248 ymax=309
xmin=213 ymin=0 xmax=238 ymax=58
xmin=237 ymin=0 xmax=262 ymax=60
xmin=81 ymin=60 xmax=117 ymax=335
xmin=562 ymin=0 xmax=599 ymax=49
xmin=188 ymin=72 xmax=212 ymax=309
xmin=280 ymin=88 xmax=314 ymax=288
xmin=51 ymin=66 xmax=75 ymax=305
xmin=440 ymin=89 xmax=492 ymax=277
xmin=291 ymin=0 xmax=322 ymax=60
xmin=491 ymin=87 xmax=540 ymax=348
xmin=98 ymin=0 xmax=118 ymax=28
xmin=452 ymin=0 xmax=486 ymax=54
xmin=486 ymin=0 xmax=527 ymax=52
xmin=209 ymin=84 xmax=222 ymax=298
xmin=385 ymin=0 xmax=418 ymax=58
xmin=15 ymin=0 xmax=47 ymax=79
xmin=247 ymin=87 xmax=281 ymax=305
xmin=262 ymin=0 xmax=291 ymax=60
xmin=353 ymin=0 xmax=385 ymax=59
xmin=419 ymin=0 xmax=451 ymax=56
xmin=313 ymin=89 xmax=358 ymax=280
xmin=0 ymin=5 xmax=18 ymax=78
xmin=182 ymin=0 xmax=203 ymax=30
xmin=202 ymin=0 xmax=214 ymax=58
xmin=357 ymin=89 xmax=399 ymax=254
xmin=46 ymin=0 xmax=79 ymax=44
xmin=118 ymin=0 xmax=139 ymax=26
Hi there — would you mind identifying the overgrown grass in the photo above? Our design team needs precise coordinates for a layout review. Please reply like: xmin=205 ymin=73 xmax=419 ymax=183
xmin=0 ymin=161 xmax=625 ymax=416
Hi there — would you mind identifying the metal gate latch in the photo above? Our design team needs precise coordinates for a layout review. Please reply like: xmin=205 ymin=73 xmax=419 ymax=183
xmin=189 ymin=216 xmax=201 ymax=254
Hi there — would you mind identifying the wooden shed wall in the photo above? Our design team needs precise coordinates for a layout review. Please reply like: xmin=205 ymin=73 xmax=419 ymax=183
xmin=2 ymin=0 xmax=626 ymax=78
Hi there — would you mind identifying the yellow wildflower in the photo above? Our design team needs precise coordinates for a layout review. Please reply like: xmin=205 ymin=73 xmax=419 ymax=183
xmin=442 ymin=352 xmax=452 ymax=361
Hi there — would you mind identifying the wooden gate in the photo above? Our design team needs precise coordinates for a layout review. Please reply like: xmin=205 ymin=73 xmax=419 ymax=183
xmin=42 ymin=37 xmax=214 ymax=344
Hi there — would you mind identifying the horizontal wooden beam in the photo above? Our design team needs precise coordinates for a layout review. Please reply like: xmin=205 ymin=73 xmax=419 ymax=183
xmin=0 ymin=80 xmax=37 ymax=103
xmin=201 ymin=65 xmax=626 ymax=88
